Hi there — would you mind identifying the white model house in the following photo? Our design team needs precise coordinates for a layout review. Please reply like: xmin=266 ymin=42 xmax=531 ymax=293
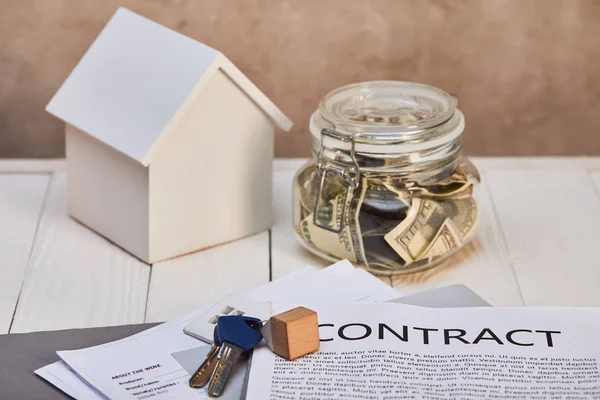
xmin=46 ymin=8 xmax=292 ymax=263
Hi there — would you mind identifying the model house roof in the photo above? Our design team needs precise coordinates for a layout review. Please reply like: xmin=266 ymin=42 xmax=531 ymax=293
xmin=46 ymin=7 xmax=293 ymax=166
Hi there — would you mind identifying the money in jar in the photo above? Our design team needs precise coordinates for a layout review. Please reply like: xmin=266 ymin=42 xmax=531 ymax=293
xmin=292 ymin=81 xmax=480 ymax=275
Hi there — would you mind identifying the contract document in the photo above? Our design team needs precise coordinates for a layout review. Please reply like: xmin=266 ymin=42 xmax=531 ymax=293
xmin=246 ymin=303 xmax=600 ymax=399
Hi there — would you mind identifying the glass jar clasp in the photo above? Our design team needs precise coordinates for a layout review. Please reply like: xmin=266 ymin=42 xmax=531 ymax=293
xmin=313 ymin=128 xmax=361 ymax=233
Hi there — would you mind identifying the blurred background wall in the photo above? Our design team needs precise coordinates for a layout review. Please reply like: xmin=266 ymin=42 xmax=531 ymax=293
xmin=1 ymin=0 xmax=599 ymax=158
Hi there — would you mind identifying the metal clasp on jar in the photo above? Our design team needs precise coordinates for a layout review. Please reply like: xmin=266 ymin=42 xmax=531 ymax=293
xmin=313 ymin=128 xmax=361 ymax=233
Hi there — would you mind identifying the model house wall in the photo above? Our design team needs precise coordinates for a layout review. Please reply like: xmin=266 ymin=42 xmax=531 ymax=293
xmin=148 ymin=70 xmax=274 ymax=262
xmin=67 ymin=125 xmax=150 ymax=261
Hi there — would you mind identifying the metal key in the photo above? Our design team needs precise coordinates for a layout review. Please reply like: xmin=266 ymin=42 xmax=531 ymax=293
xmin=206 ymin=315 xmax=263 ymax=397
xmin=188 ymin=343 xmax=220 ymax=388
xmin=189 ymin=318 xmax=227 ymax=388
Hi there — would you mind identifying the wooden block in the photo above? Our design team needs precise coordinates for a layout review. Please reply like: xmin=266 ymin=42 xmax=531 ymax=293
xmin=269 ymin=307 xmax=320 ymax=360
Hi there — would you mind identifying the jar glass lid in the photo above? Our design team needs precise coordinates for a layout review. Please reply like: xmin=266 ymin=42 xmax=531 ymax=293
xmin=313 ymin=81 xmax=458 ymax=144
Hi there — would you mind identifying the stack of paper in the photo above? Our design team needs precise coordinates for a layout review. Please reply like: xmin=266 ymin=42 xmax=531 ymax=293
xmin=36 ymin=260 xmax=400 ymax=399
xmin=36 ymin=258 xmax=600 ymax=400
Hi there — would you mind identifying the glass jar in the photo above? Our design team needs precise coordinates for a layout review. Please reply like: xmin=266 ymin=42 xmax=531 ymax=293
xmin=292 ymin=81 xmax=480 ymax=275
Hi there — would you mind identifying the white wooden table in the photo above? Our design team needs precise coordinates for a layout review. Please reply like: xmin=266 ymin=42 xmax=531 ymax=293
xmin=2 ymin=157 xmax=600 ymax=335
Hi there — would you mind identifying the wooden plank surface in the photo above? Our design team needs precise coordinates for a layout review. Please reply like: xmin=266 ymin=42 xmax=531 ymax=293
xmin=485 ymin=167 xmax=600 ymax=306
xmin=144 ymin=232 xmax=270 ymax=323
xmin=270 ymin=158 xmax=600 ymax=306
xmin=0 ymin=174 xmax=49 ymax=334
xmin=10 ymin=172 xmax=150 ymax=333
xmin=2 ymin=157 xmax=600 ymax=334
xmin=585 ymin=158 xmax=600 ymax=172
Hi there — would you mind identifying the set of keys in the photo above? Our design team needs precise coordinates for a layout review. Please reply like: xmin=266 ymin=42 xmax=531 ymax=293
xmin=189 ymin=315 xmax=263 ymax=397
xmin=188 ymin=306 xmax=320 ymax=397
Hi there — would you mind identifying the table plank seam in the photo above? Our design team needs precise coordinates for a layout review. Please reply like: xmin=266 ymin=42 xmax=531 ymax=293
xmin=143 ymin=264 xmax=155 ymax=323
xmin=481 ymin=168 xmax=526 ymax=306
xmin=268 ymin=229 xmax=273 ymax=282
xmin=7 ymin=173 xmax=53 ymax=333
xmin=585 ymin=170 xmax=600 ymax=204
xmin=6 ymin=158 xmax=600 ymax=331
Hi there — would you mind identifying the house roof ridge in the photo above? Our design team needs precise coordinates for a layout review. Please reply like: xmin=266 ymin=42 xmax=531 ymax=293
xmin=46 ymin=7 xmax=293 ymax=165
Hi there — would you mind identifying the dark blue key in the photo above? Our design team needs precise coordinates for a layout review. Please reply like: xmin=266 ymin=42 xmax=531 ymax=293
xmin=207 ymin=316 xmax=263 ymax=396
xmin=213 ymin=316 xmax=263 ymax=352
xmin=189 ymin=316 xmax=264 ymax=394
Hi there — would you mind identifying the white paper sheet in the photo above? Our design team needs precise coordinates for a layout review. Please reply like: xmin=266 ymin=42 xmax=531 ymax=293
xmin=34 ymin=267 xmax=314 ymax=400
xmin=246 ymin=302 xmax=600 ymax=399
xmin=37 ymin=261 xmax=399 ymax=399
xmin=36 ymin=361 xmax=105 ymax=399
xmin=34 ymin=266 xmax=322 ymax=399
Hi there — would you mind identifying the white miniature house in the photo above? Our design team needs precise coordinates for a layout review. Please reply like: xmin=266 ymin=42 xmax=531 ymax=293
xmin=46 ymin=8 xmax=292 ymax=263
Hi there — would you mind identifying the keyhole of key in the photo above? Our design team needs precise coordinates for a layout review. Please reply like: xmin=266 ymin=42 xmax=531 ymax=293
xmin=244 ymin=320 xmax=261 ymax=332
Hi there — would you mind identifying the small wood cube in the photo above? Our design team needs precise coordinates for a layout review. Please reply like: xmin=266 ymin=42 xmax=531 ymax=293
xmin=269 ymin=307 xmax=320 ymax=360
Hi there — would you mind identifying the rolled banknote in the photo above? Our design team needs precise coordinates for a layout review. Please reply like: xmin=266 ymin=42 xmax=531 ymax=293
xmin=382 ymin=196 xmax=477 ymax=266
xmin=418 ymin=218 xmax=462 ymax=264
xmin=383 ymin=198 xmax=446 ymax=265
xmin=299 ymin=178 xmax=368 ymax=265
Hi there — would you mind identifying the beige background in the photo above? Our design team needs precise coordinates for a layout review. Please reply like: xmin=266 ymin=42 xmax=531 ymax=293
xmin=1 ymin=0 xmax=599 ymax=158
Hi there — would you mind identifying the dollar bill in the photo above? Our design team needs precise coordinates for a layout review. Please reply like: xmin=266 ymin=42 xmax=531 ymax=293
xmin=295 ymin=164 xmax=348 ymax=226
xmin=407 ymin=172 xmax=474 ymax=200
xmin=295 ymin=164 xmax=319 ymax=215
xmin=365 ymin=251 xmax=406 ymax=271
xmin=370 ymin=170 xmax=474 ymax=201
xmin=349 ymin=181 xmax=368 ymax=266
xmin=418 ymin=218 xmax=462 ymax=264
xmin=365 ymin=178 xmax=412 ymax=202
xmin=382 ymin=196 xmax=477 ymax=266
xmin=439 ymin=197 xmax=478 ymax=240
xmin=383 ymin=198 xmax=446 ymax=265
xmin=299 ymin=178 xmax=367 ymax=265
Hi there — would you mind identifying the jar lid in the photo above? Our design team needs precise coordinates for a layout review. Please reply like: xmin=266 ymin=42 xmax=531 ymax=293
xmin=310 ymin=81 xmax=463 ymax=154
